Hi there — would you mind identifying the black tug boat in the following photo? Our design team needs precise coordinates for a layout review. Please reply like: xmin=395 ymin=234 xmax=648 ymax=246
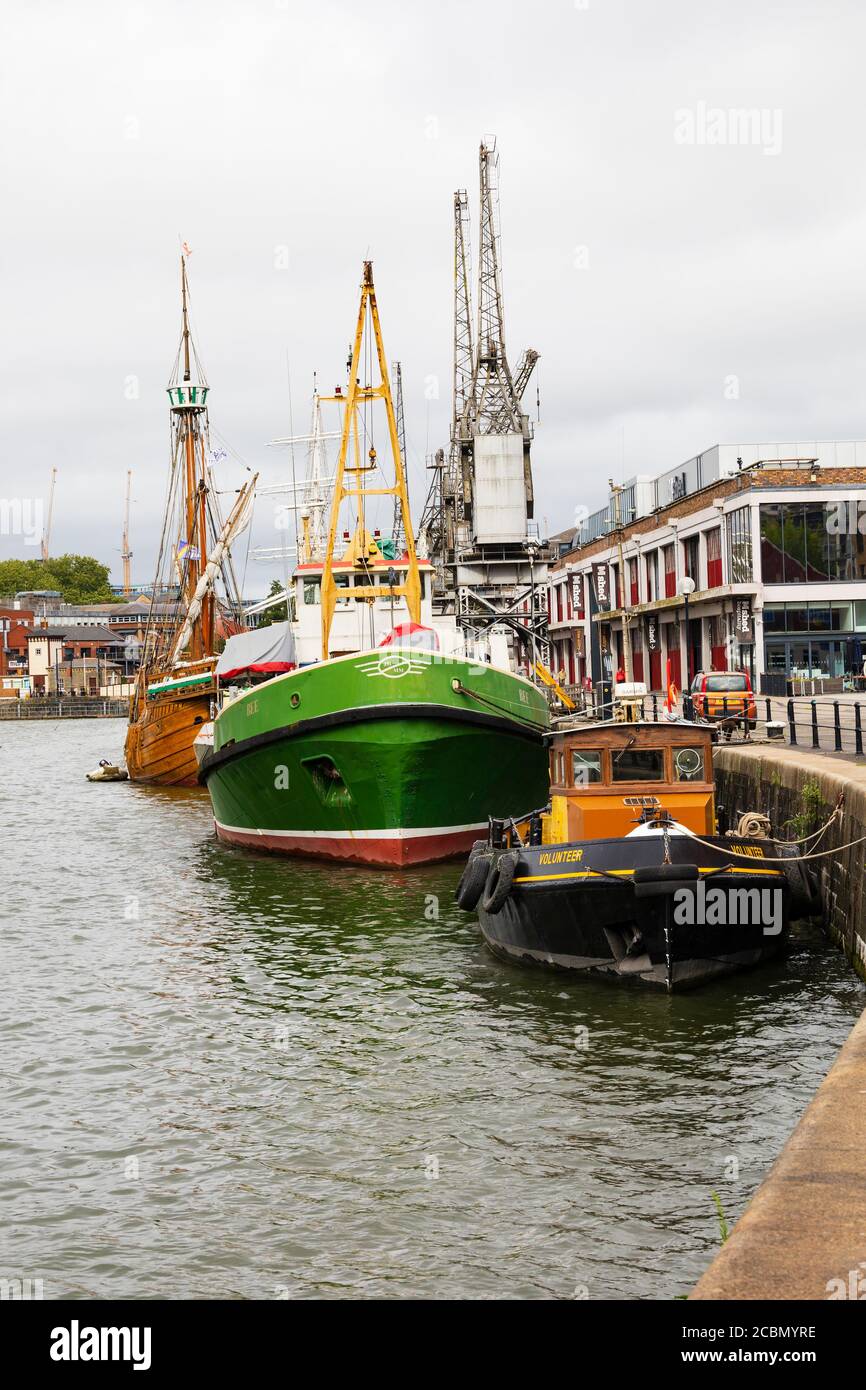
xmin=456 ymin=712 xmax=818 ymax=991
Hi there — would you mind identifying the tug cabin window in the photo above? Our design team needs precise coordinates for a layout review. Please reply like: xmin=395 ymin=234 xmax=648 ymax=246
xmin=610 ymin=747 xmax=666 ymax=782
xmin=673 ymin=747 xmax=705 ymax=781
xmin=571 ymin=749 xmax=602 ymax=785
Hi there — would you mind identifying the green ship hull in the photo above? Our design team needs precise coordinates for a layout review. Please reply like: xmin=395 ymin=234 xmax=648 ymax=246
xmin=198 ymin=649 xmax=550 ymax=866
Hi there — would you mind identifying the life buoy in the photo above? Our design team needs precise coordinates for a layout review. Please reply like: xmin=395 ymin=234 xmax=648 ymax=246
xmin=480 ymin=851 xmax=518 ymax=915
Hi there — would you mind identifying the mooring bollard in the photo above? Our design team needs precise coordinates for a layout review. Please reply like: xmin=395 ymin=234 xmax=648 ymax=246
xmin=811 ymin=699 xmax=819 ymax=748
xmin=834 ymin=701 xmax=842 ymax=752
xmin=787 ymin=698 xmax=797 ymax=745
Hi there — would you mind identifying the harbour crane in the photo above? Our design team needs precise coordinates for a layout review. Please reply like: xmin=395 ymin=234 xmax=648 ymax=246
xmin=421 ymin=140 xmax=548 ymax=668
xmin=41 ymin=467 xmax=57 ymax=562
xmin=121 ymin=469 xmax=133 ymax=594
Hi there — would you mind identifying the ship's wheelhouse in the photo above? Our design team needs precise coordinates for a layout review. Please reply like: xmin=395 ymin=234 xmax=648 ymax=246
xmin=546 ymin=722 xmax=716 ymax=842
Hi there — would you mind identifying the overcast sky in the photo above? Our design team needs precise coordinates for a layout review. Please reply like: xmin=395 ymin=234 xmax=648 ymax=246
xmin=3 ymin=0 xmax=866 ymax=594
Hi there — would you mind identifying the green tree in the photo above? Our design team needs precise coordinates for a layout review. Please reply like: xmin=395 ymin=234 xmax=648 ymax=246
xmin=0 ymin=554 xmax=118 ymax=604
xmin=257 ymin=578 xmax=291 ymax=628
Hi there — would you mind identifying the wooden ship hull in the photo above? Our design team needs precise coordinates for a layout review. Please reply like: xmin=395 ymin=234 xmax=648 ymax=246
xmin=125 ymin=687 xmax=214 ymax=788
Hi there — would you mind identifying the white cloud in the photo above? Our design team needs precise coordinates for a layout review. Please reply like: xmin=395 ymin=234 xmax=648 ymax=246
xmin=2 ymin=0 xmax=866 ymax=590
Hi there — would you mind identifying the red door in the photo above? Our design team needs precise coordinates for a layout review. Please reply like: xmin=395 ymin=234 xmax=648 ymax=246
xmin=649 ymin=649 xmax=662 ymax=690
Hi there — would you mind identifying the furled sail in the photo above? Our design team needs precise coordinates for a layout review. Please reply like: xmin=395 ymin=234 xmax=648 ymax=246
xmin=171 ymin=475 xmax=258 ymax=663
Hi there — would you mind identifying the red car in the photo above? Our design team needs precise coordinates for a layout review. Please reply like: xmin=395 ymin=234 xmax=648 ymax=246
xmin=690 ymin=670 xmax=757 ymax=728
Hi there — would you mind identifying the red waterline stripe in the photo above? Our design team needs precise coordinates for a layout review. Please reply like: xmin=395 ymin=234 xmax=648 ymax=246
xmin=213 ymin=821 xmax=484 ymax=867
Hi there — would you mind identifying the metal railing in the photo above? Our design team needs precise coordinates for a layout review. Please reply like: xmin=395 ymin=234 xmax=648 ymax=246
xmin=779 ymin=696 xmax=864 ymax=756
xmin=576 ymin=688 xmax=866 ymax=758
xmin=0 ymin=698 xmax=129 ymax=719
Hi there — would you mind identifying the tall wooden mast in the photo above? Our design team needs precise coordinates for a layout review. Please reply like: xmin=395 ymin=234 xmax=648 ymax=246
xmin=319 ymin=261 xmax=421 ymax=661
xmin=168 ymin=254 xmax=212 ymax=661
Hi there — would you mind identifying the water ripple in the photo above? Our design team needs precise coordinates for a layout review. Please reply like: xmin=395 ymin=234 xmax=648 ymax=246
xmin=1 ymin=720 xmax=863 ymax=1299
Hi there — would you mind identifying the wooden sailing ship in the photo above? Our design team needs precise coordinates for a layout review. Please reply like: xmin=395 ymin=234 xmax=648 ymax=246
xmin=125 ymin=255 xmax=255 ymax=787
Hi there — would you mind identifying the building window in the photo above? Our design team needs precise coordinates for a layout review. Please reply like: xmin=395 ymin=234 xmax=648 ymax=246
xmin=706 ymin=527 xmax=723 ymax=588
xmin=709 ymin=615 xmax=726 ymax=670
xmin=628 ymin=557 xmax=639 ymax=606
xmin=727 ymin=506 xmax=753 ymax=583
xmin=645 ymin=550 xmax=657 ymax=602
xmin=556 ymin=584 xmax=563 ymax=623
xmin=759 ymin=502 xmax=862 ymax=584
xmin=682 ymin=535 xmax=700 ymax=585
xmin=663 ymin=544 xmax=676 ymax=598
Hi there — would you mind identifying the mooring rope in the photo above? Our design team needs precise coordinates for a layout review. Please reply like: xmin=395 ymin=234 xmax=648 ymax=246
xmin=676 ymin=813 xmax=866 ymax=864
xmin=451 ymin=679 xmax=544 ymax=732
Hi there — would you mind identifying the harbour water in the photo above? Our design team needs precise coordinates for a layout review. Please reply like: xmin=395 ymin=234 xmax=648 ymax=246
xmin=4 ymin=720 xmax=863 ymax=1300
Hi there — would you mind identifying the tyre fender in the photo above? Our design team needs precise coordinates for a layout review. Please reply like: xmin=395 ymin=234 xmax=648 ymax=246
xmin=455 ymin=845 xmax=493 ymax=912
xmin=480 ymin=851 xmax=519 ymax=915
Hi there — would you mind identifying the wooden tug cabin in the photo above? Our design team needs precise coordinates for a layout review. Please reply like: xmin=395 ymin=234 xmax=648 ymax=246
xmin=544 ymin=721 xmax=717 ymax=844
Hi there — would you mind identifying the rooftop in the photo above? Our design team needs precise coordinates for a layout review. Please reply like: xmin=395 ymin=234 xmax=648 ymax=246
xmin=27 ymin=625 xmax=121 ymax=643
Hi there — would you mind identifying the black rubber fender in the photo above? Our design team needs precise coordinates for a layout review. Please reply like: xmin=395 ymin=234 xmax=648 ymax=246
xmin=480 ymin=851 xmax=519 ymax=915
xmin=633 ymin=863 xmax=699 ymax=899
xmin=780 ymin=855 xmax=821 ymax=919
xmin=455 ymin=845 xmax=493 ymax=911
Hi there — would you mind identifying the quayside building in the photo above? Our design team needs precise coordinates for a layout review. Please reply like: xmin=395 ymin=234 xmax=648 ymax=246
xmin=547 ymin=441 xmax=866 ymax=696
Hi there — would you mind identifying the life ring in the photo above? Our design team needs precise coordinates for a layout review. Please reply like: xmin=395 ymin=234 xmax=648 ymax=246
xmin=455 ymin=843 xmax=493 ymax=911
xmin=480 ymin=851 xmax=518 ymax=915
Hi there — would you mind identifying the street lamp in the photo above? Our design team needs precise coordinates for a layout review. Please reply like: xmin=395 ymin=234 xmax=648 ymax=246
xmin=679 ymin=575 xmax=696 ymax=719
xmin=526 ymin=538 xmax=540 ymax=674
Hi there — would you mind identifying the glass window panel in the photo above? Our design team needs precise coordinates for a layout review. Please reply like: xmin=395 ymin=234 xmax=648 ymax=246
xmin=827 ymin=522 xmax=856 ymax=582
xmin=766 ymin=642 xmax=788 ymax=672
xmin=759 ymin=505 xmax=784 ymax=582
xmin=611 ymin=747 xmax=666 ymax=782
xmin=763 ymin=607 xmax=784 ymax=632
xmin=571 ymin=749 xmax=602 ymax=785
xmin=673 ymin=746 xmax=705 ymax=781
xmin=805 ymin=503 xmax=830 ymax=581
xmin=809 ymin=607 xmax=831 ymax=632
xmin=831 ymin=602 xmax=853 ymax=632
xmin=683 ymin=535 xmax=699 ymax=582
xmin=809 ymin=642 xmax=832 ymax=678
xmin=786 ymin=605 xmax=808 ymax=632
xmin=782 ymin=503 xmax=807 ymax=583
xmin=855 ymin=601 xmax=866 ymax=632
xmin=727 ymin=506 xmax=753 ymax=584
